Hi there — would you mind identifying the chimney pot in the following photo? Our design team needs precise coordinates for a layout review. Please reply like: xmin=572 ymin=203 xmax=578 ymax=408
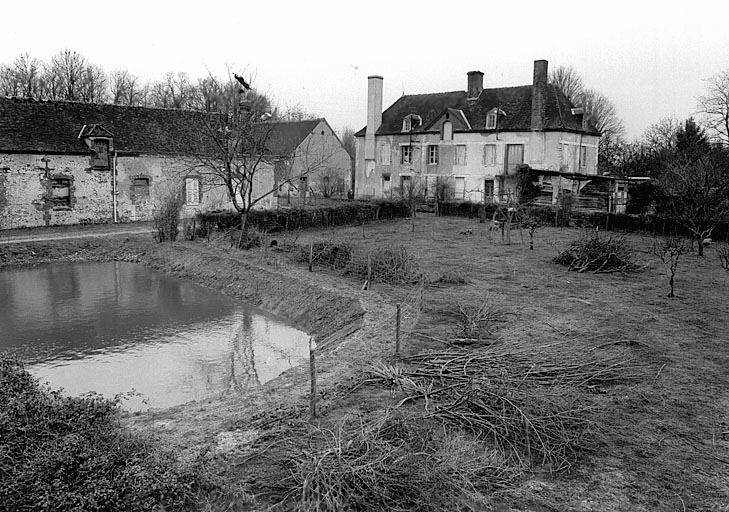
xmin=467 ymin=70 xmax=484 ymax=99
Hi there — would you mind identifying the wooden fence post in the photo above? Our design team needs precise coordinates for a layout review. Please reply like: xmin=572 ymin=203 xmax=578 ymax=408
xmin=395 ymin=303 xmax=401 ymax=356
xmin=367 ymin=253 xmax=372 ymax=286
xmin=309 ymin=336 xmax=317 ymax=419
xmin=308 ymin=239 xmax=314 ymax=272
xmin=419 ymin=278 xmax=424 ymax=312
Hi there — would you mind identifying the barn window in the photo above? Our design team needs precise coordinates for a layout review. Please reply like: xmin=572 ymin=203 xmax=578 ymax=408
xmin=51 ymin=178 xmax=71 ymax=207
xmin=133 ymin=177 xmax=150 ymax=201
xmin=580 ymin=145 xmax=587 ymax=168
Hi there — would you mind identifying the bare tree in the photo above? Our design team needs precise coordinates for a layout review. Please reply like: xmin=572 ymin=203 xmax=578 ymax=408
xmin=549 ymin=65 xmax=625 ymax=143
xmin=657 ymin=151 xmax=729 ymax=256
xmin=642 ymin=116 xmax=681 ymax=153
xmin=183 ymin=73 xmax=336 ymax=237
xmin=549 ymin=65 xmax=584 ymax=104
xmin=109 ymin=69 xmax=148 ymax=106
xmin=0 ymin=54 xmax=45 ymax=98
xmin=697 ymin=69 xmax=729 ymax=146
xmin=45 ymin=50 xmax=90 ymax=101
xmin=338 ymin=126 xmax=356 ymax=194
xmin=653 ymin=236 xmax=688 ymax=298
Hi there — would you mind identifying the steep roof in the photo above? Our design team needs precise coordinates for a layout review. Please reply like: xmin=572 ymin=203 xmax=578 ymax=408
xmin=0 ymin=97 xmax=323 ymax=157
xmin=355 ymin=83 xmax=599 ymax=136
xmin=264 ymin=118 xmax=323 ymax=156
xmin=0 ymin=97 xmax=204 ymax=155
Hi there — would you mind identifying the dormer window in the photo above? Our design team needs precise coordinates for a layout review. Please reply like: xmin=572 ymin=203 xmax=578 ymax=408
xmin=485 ymin=108 xmax=506 ymax=130
xmin=486 ymin=113 xmax=497 ymax=129
xmin=91 ymin=139 xmax=109 ymax=168
xmin=402 ymin=114 xmax=422 ymax=133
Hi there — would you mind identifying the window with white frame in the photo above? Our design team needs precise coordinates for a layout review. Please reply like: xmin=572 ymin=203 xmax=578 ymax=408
xmin=428 ymin=145 xmax=439 ymax=165
xmin=185 ymin=177 xmax=200 ymax=205
xmin=403 ymin=117 xmax=412 ymax=132
xmin=486 ymin=113 xmax=497 ymax=129
xmin=455 ymin=144 xmax=467 ymax=165
xmin=400 ymin=145 xmax=412 ymax=164
xmin=483 ymin=144 xmax=496 ymax=166
xmin=380 ymin=144 xmax=391 ymax=165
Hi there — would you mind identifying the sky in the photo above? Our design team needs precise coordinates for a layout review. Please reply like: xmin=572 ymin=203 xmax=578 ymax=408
xmin=2 ymin=0 xmax=729 ymax=140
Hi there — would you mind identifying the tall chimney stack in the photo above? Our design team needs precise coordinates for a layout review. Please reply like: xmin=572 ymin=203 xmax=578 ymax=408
xmin=467 ymin=71 xmax=484 ymax=100
xmin=365 ymin=75 xmax=383 ymax=161
xmin=531 ymin=60 xmax=548 ymax=131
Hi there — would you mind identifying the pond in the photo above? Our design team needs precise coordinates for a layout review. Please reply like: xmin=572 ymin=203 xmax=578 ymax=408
xmin=0 ymin=261 xmax=310 ymax=410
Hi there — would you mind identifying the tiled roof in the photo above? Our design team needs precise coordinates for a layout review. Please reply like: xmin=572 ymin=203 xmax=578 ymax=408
xmin=0 ymin=97 xmax=205 ymax=155
xmin=264 ymin=118 xmax=323 ymax=156
xmin=355 ymin=83 xmax=598 ymax=136
xmin=0 ymin=97 xmax=321 ymax=157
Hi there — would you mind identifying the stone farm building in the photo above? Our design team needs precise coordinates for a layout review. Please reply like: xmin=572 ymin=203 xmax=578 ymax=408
xmin=354 ymin=59 xmax=619 ymax=210
xmin=0 ymin=97 xmax=351 ymax=229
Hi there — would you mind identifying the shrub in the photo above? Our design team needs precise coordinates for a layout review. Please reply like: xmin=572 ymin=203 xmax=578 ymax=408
xmin=0 ymin=360 xmax=229 ymax=511
xmin=554 ymin=230 xmax=643 ymax=273
xmin=153 ymin=191 xmax=184 ymax=242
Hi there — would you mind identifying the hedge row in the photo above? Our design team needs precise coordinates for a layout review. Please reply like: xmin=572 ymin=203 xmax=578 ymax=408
xmin=436 ymin=200 xmax=728 ymax=241
xmin=195 ymin=199 xmax=411 ymax=234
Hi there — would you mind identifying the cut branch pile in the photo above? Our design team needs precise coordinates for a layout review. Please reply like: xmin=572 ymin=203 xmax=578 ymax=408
xmin=553 ymin=231 xmax=643 ymax=273
xmin=264 ymin=411 xmax=511 ymax=511
xmin=366 ymin=341 xmax=647 ymax=472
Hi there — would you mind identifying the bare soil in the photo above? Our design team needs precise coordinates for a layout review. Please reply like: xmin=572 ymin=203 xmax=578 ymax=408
xmin=2 ymin=215 xmax=728 ymax=511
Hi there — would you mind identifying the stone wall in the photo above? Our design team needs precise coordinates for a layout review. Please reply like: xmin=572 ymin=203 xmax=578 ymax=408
xmin=0 ymin=152 xmax=277 ymax=229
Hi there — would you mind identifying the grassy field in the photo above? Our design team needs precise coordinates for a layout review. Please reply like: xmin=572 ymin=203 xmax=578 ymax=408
xmin=2 ymin=214 xmax=728 ymax=511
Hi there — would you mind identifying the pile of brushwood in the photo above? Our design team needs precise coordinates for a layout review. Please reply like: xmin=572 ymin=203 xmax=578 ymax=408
xmin=291 ymin=239 xmax=422 ymax=285
xmin=0 ymin=360 xmax=239 ymax=511
xmin=554 ymin=230 xmax=644 ymax=273
xmin=246 ymin=340 xmax=646 ymax=511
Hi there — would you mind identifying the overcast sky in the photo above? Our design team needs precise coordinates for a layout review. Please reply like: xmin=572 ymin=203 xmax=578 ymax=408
xmin=2 ymin=0 xmax=728 ymax=140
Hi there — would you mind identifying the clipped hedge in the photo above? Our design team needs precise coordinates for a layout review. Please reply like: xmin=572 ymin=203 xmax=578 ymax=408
xmin=196 ymin=199 xmax=411 ymax=234
xmin=436 ymin=200 xmax=728 ymax=240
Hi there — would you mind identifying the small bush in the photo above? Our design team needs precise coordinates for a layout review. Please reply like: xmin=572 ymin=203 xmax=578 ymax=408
xmin=357 ymin=246 xmax=422 ymax=285
xmin=0 ymin=359 xmax=225 ymax=511
xmin=153 ymin=191 xmax=184 ymax=242
xmin=554 ymin=230 xmax=643 ymax=273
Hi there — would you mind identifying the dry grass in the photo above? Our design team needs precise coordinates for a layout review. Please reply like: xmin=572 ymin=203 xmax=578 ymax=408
xmin=262 ymin=410 xmax=513 ymax=511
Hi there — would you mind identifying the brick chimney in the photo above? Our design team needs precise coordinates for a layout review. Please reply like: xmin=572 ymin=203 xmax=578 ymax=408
xmin=467 ymin=71 xmax=483 ymax=100
xmin=531 ymin=60 xmax=548 ymax=131
xmin=365 ymin=75 xmax=383 ymax=161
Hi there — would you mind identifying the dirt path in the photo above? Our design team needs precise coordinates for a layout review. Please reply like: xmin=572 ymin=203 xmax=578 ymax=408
xmin=0 ymin=222 xmax=155 ymax=245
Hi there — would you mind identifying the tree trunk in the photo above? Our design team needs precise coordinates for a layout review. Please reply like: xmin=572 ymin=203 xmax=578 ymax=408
xmin=697 ymin=236 xmax=704 ymax=257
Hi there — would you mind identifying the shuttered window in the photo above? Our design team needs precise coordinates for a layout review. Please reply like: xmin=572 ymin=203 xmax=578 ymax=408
xmin=185 ymin=177 xmax=200 ymax=205
xmin=483 ymin=144 xmax=496 ymax=166
xmin=504 ymin=144 xmax=524 ymax=174
xmin=455 ymin=145 xmax=467 ymax=165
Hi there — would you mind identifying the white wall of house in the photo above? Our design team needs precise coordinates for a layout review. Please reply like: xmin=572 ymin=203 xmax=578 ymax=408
xmin=355 ymin=130 xmax=599 ymax=202
xmin=279 ymin=120 xmax=352 ymax=199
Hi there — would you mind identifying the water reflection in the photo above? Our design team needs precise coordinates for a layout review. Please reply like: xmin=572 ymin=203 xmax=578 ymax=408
xmin=0 ymin=262 xmax=309 ymax=410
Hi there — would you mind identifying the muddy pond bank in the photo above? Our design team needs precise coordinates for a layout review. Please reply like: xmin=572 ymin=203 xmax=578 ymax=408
xmin=0 ymin=235 xmax=380 ymax=448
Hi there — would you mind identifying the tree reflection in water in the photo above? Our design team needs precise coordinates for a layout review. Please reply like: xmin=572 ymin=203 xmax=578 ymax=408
xmin=223 ymin=312 xmax=260 ymax=393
